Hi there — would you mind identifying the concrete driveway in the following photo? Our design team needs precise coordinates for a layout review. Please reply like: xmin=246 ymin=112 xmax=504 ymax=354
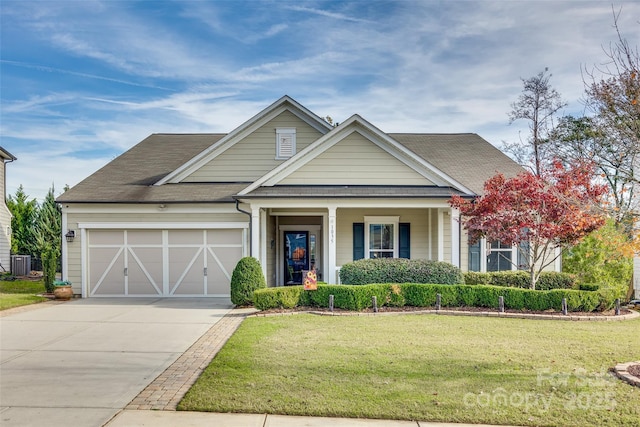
xmin=0 ymin=298 xmax=233 ymax=427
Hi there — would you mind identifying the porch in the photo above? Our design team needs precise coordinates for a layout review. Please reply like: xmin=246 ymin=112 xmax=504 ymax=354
xmin=243 ymin=199 xmax=463 ymax=286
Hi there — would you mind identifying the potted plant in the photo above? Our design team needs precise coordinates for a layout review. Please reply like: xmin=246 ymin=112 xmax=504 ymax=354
xmin=53 ymin=280 xmax=73 ymax=300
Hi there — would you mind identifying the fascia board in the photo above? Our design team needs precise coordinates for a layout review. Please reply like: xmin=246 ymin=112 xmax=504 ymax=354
xmin=155 ymin=96 xmax=333 ymax=185
xmin=233 ymin=198 xmax=453 ymax=209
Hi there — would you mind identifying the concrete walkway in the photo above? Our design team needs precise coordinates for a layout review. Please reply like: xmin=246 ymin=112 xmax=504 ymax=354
xmin=107 ymin=410 xmax=519 ymax=427
xmin=0 ymin=298 xmax=233 ymax=427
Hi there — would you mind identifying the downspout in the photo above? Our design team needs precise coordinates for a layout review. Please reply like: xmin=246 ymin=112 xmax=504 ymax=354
xmin=235 ymin=198 xmax=252 ymax=256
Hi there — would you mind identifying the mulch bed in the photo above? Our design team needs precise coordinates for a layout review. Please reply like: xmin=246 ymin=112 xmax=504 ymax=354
xmin=259 ymin=305 xmax=635 ymax=317
xmin=628 ymin=364 xmax=640 ymax=378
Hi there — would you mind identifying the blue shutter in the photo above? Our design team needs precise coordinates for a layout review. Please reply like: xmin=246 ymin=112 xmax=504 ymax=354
xmin=353 ymin=223 xmax=364 ymax=260
xmin=399 ymin=223 xmax=410 ymax=259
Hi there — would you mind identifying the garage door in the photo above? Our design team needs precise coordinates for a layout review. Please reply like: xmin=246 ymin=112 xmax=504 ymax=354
xmin=88 ymin=229 xmax=244 ymax=297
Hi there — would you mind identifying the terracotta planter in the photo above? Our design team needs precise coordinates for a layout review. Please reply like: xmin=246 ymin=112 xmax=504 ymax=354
xmin=53 ymin=285 xmax=74 ymax=300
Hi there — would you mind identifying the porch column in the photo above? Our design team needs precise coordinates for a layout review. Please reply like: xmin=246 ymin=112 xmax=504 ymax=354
xmin=437 ymin=209 xmax=445 ymax=261
xmin=251 ymin=207 xmax=260 ymax=259
xmin=327 ymin=206 xmax=337 ymax=284
xmin=450 ymin=207 xmax=460 ymax=267
xmin=260 ymin=208 xmax=267 ymax=279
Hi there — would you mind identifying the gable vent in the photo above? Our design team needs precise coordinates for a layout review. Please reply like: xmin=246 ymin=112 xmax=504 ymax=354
xmin=276 ymin=128 xmax=296 ymax=159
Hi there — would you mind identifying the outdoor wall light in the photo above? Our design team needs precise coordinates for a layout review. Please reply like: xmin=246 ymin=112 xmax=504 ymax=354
xmin=65 ymin=230 xmax=75 ymax=243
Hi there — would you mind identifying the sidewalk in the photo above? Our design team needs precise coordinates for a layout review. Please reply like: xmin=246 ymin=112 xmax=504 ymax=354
xmin=107 ymin=410 xmax=520 ymax=427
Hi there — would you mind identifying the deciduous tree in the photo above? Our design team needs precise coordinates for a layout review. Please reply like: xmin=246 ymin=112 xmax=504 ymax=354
xmin=505 ymin=69 xmax=567 ymax=176
xmin=450 ymin=161 xmax=607 ymax=289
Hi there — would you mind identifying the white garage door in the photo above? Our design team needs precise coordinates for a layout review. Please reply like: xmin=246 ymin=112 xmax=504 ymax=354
xmin=88 ymin=229 xmax=244 ymax=297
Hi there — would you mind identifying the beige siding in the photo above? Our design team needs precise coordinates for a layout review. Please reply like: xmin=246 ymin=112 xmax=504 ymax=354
xmin=0 ymin=160 xmax=10 ymax=269
xmin=443 ymin=212 xmax=451 ymax=263
xmin=460 ymin=227 xmax=469 ymax=272
xmin=280 ymin=132 xmax=433 ymax=186
xmin=183 ymin=111 xmax=323 ymax=182
xmin=336 ymin=208 xmax=433 ymax=268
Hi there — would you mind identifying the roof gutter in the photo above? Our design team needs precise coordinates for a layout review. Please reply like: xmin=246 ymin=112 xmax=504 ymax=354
xmin=235 ymin=198 xmax=252 ymax=256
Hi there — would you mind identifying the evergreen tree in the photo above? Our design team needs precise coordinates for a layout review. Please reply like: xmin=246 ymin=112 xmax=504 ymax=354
xmin=6 ymin=185 xmax=38 ymax=256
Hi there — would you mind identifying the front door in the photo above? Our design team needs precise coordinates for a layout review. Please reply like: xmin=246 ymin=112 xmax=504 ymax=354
xmin=284 ymin=231 xmax=309 ymax=285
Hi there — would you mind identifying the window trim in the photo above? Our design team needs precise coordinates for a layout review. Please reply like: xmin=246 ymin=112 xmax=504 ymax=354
xmin=469 ymin=238 xmax=521 ymax=272
xmin=275 ymin=128 xmax=296 ymax=159
xmin=364 ymin=216 xmax=399 ymax=259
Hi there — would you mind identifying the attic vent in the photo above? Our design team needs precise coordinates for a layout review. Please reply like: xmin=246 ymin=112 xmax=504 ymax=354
xmin=276 ymin=128 xmax=296 ymax=159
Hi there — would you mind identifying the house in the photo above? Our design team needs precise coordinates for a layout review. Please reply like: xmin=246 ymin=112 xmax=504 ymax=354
xmin=57 ymin=96 xmax=527 ymax=298
xmin=0 ymin=147 xmax=17 ymax=273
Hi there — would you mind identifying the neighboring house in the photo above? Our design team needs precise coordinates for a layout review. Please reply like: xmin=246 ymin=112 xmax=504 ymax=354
xmin=0 ymin=147 xmax=17 ymax=273
xmin=57 ymin=96 xmax=527 ymax=298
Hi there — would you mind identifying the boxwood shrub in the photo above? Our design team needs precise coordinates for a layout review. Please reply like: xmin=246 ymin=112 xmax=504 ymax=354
xmin=230 ymin=257 xmax=266 ymax=306
xmin=339 ymin=258 xmax=463 ymax=285
xmin=253 ymin=283 xmax=607 ymax=312
xmin=463 ymin=271 xmax=575 ymax=290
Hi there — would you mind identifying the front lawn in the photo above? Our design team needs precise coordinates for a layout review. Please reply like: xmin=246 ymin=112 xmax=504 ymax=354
xmin=179 ymin=314 xmax=640 ymax=427
xmin=0 ymin=279 xmax=47 ymax=310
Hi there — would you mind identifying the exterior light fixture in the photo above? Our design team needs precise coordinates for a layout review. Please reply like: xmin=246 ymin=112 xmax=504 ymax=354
xmin=65 ymin=230 xmax=75 ymax=243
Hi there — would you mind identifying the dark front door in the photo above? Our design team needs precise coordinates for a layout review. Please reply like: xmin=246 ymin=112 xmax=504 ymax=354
xmin=284 ymin=231 xmax=309 ymax=285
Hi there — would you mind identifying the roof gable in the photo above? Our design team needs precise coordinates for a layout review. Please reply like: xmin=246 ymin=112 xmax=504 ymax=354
xmin=239 ymin=115 xmax=475 ymax=196
xmin=156 ymin=96 xmax=333 ymax=185
xmin=279 ymin=130 xmax=434 ymax=186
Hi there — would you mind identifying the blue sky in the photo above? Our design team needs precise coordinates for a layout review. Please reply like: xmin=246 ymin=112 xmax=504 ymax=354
xmin=1 ymin=1 xmax=639 ymax=201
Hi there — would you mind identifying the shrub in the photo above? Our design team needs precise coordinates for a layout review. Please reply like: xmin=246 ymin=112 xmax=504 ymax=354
xmin=462 ymin=271 xmax=575 ymax=290
xmin=252 ymin=283 xmax=612 ymax=313
xmin=563 ymin=219 xmax=633 ymax=297
xmin=340 ymin=258 xmax=463 ymax=285
xmin=230 ymin=257 xmax=266 ymax=306
xmin=536 ymin=272 xmax=576 ymax=290
xmin=578 ymin=283 xmax=599 ymax=291
xmin=42 ymin=245 xmax=59 ymax=293
xmin=254 ymin=286 xmax=303 ymax=310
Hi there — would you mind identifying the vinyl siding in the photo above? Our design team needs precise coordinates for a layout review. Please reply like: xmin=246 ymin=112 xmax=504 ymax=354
xmin=0 ymin=160 xmax=11 ymax=270
xmin=335 ymin=208 xmax=435 ymax=268
xmin=183 ymin=110 xmax=323 ymax=182
xmin=280 ymin=132 xmax=434 ymax=186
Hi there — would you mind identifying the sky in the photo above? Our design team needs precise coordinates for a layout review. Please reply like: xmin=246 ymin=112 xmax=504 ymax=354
xmin=1 ymin=1 xmax=639 ymax=202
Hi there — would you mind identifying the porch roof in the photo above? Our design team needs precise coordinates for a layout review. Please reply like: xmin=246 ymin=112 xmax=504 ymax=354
xmin=235 ymin=185 xmax=467 ymax=199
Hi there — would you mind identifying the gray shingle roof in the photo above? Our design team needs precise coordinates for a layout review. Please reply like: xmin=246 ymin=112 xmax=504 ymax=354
xmin=390 ymin=133 xmax=524 ymax=195
xmin=57 ymin=134 xmax=246 ymax=203
xmin=57 ymin=132 xmax=523 ymax=204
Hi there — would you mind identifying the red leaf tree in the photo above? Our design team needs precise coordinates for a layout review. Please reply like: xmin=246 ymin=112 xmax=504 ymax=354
xmin=450 ymin=160 xmax=607 ymax=289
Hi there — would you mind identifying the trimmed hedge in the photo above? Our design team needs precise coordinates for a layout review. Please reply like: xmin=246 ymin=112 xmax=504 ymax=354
xmin=463 ymin=271 xmax=576 ymax=290
xmin=339 ymin=258 xmax=464 ymax=285
xmin=253 ymin=283 xmax=606 ymax=312
xmin=230 ymin=257 xmax=266 ymax=306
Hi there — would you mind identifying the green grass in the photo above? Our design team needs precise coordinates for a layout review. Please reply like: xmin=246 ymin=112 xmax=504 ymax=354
xmin=0 ymin=279 xmax=47 ymax=310
xmin=179 ymin=314 xmax=640 ymax=427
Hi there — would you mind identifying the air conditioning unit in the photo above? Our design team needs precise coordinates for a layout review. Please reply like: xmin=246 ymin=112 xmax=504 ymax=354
xmin=11 ymin=255 xmax=31 ymax=276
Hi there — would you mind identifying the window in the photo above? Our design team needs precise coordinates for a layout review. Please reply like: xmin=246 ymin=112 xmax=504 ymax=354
xmin=364 ymin=216 xmax=399 ymax=259
xmin=468 ymin=238 xmax=528 ymax=272
xmin=487 ymin=240 xmax=514 ymax=271
xmin=276 ymin=128 xmax=296 ymax=159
